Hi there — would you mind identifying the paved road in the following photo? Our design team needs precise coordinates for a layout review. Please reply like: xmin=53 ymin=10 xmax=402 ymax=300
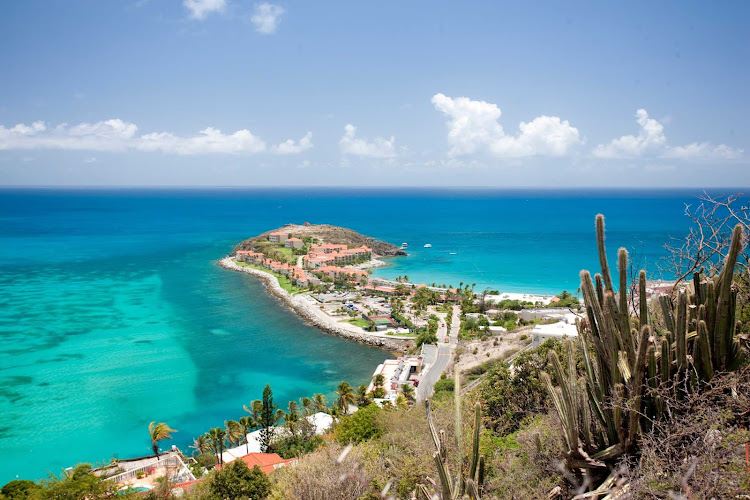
xmin=417 ymin=308 xmax=461 ymax=402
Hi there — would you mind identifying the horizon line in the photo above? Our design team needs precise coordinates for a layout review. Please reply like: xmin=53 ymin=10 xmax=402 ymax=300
xmin=1 ymin=185 xmax=748 ymax=191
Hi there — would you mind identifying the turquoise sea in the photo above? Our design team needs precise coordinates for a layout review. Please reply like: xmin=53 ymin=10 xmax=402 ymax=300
xmin=0 ymin=188 xmax=740 ymax=483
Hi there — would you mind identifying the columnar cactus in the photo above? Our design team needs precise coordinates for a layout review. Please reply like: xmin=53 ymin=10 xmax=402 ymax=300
xmin=543 ymin=214 xmax=746 ymax=478
xmin=425 ymin=370 xmax=484 ymax=500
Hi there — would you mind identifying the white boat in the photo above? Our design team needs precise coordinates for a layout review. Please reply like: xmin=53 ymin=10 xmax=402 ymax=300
xmin=424 ymin=244 xmax=432 ymax=248
xmin=401 ymin=242 xmax=408 ymax=247
xmin=449 ymin=252 xmax=456 ymax=255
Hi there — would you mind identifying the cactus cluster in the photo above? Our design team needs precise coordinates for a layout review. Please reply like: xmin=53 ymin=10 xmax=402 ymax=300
xmin=423 ymin=370 xmax=484 ymax=500
xmin=542 ymin=215 xmax=746 ymax=477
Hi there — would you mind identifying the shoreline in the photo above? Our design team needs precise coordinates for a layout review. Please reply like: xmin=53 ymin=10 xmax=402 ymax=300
xmin=217 ymin=257 xmax=409 ymax=352
xmin=345 ymin=257 xmax=390 ymax=270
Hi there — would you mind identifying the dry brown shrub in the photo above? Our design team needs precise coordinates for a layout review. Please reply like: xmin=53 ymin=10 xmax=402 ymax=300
xmin=267 ymin=442 xmax=376 ymax=500
xmin=627 ymin=366 xmax=750 ymax=499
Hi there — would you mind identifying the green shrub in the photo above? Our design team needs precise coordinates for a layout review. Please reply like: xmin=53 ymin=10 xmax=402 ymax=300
xmin=334 ymin=404 xmax=384 ymax=444
xmin=433 ymin=378 xmax=454 ymax=393
xmin=1 ymin=480 xmax=42 ymax=499
xmin=208 ymin=460 xmax=271 ymax=500
xmin=519 ymin=334 xmax=528 ymax=341
xmin=479 ymin=340 xmax=562 ymax=435
xmin=272 ymin=434 xmax=323 ymax=459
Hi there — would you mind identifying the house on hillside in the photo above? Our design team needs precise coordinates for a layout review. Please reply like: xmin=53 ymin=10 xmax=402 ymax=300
xmin=268 ymin=231 xmax=289 ymax=243
xmin=217 ymin=452 xmax=297 ymax=474
xmin=285 ymin=237 xmax=304 ymax=249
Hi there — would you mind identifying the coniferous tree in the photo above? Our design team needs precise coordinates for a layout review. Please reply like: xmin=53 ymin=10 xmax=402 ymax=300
xmin=259 ymin=383 xmax=278 ymax=452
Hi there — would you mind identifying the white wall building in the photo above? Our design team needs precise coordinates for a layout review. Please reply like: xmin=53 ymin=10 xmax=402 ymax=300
xmin=531 ymin=321 xmax=579 ymax=347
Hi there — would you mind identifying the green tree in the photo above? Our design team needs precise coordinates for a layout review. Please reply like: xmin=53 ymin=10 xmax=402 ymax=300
xmin=38 ymin=464 xmax=120 ymax=500
xmin=208 ymin=460 xmax=271 ymax=500
xmin=333 ymin=404 xmax=384 ymax=444
xmin=356 ymin=385 xmax=372 ymax=407
xmin=335 ymin=381 xmax=356 ymax=414
xmin=400 ymin=383 xmax=415 ymax=403
xmin=1 ymin=480 xmax=42 ymax=499
xmin=259 ymin=384 xmax=278 ymax=452
xmin=479 ymin=340 xmax=562 ymax=435
xmin=148 ymin=421 xmax=176 ymax=458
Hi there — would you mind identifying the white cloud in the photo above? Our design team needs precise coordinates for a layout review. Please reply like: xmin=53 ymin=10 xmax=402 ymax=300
xmin=593 ymin=109 xmax=742 ymax=160
xmin=251 ymin=3 xmax=285 ymax=34
xmin=662 ymin=142 xmax=743 ymax=160
xmin=339 ymin=124 xmax=396 ymax=158
xmin=184 ymin=0 xmax=226 ymax=20
xmin=273 ymin=132 xmax=313 ymax=154
xmin=593 ymin=109 xmax=665 ymax=158
xmin=0 ymin=119 xmax=308 ymax=156
xmin=137 ymin=127 xmax=266 ymax=155
xmin=431 ymin=93 xmax=581 ymax=157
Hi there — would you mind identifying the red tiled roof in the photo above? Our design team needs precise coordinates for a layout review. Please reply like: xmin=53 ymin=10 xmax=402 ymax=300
xmin=173 ymin=478 xmax=204 ymax=494
xmin=217 ymin=453 xmax=297 ymax=475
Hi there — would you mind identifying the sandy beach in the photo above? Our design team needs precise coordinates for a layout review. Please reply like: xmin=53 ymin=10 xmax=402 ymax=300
xmin=218 ymin=257 xmax=409 ymax=351
xmin=345 ymin=257 xmax=390 ymax=271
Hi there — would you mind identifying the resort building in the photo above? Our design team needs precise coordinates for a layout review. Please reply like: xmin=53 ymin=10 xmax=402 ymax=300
xmin=268 ymin=231 xmax=289 ymax=243
xmin=93 ymin=450 xmax=195 ymax=493
xmin=519 ymin=309 xmax=581 ymax=324
xmin=531 ymin=321 xmax=579 ymax=347
xmin=367 ymin=355 xmax=423 ymax=402
xmin=485 ymin=292 xmax=560 ymax=307
xmin=235 ymin=250 xmax=264 ymax=262
xmin=316 ymin=265 xmax=368 ymax=281
xmin=284 ymin=237 xmax=304 ymax=249
xmin=303 ymin=244 xmax=372 ymax=269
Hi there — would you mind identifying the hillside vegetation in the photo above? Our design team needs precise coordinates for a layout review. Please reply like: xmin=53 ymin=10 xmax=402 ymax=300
xmin=234 ymin=223 xmax=406 ymax=257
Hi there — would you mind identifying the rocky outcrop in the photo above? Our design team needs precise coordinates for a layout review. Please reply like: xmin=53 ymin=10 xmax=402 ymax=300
xmin=233 ymin=223 xmax=407 ymax=257
xmin=217 ymin=258 xmax=408 ymax=352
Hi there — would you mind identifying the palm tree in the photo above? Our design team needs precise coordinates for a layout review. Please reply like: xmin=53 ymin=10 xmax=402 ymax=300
xmin=243 ymin=399 xmax=262 ymax=421
xmin=356 ymin=385 xmax=371 ymax=407
xmin=237 ymin=415 xmax=255 ymax=455
xmin=373 ymin=374 xmax=385 ymax=388
xmin=395 ymin=394 xmax=408 ymax=408
xmin=299 ymin=397 xmax=313 ymax=416
xmin=282 ymin=401 xmax=300 ymax=439
xmin=312 ymin=393 xmax=327 ymax=413
xmin=335 ymin=381 xmax=356 ymax=414
xmin=401 ymin=383 xmax=415 ymax=403
xmin=328 ymin=404 xmax=342 ymax=423
xmin=208 ymin=427 xmax=227 ymax=466
xmin=225 ymin=420 xmax=244 ymax=447
xmin=148 ymin=421 xmax=177 ymax=459
xmin=189 ymin=434 xmax=210 ymax=457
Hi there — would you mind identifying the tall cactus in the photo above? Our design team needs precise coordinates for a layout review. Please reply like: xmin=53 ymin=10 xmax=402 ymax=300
xmin=425 ymin=370 xmax=484 ymax=500
xmin=543 ymin=215 xmax=746 ymax=478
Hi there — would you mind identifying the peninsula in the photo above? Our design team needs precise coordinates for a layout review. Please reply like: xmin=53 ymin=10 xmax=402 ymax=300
xmin=219 ymin=223 xmax=418 ymax=352
xmin=219 ymin=222 xmax=575 ymax=404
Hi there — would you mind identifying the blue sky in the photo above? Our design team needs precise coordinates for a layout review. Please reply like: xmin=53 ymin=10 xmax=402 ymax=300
xmin=1 ymin=1 xmax=748 ymax=187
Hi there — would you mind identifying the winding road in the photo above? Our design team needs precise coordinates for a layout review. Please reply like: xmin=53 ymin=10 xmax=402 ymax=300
xmin=417 ymin=307 xmax=460 ymax=402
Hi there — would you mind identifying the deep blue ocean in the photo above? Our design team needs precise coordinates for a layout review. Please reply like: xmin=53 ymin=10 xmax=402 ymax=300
xmin=0 ymin=187 xmax=738 ymax=483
